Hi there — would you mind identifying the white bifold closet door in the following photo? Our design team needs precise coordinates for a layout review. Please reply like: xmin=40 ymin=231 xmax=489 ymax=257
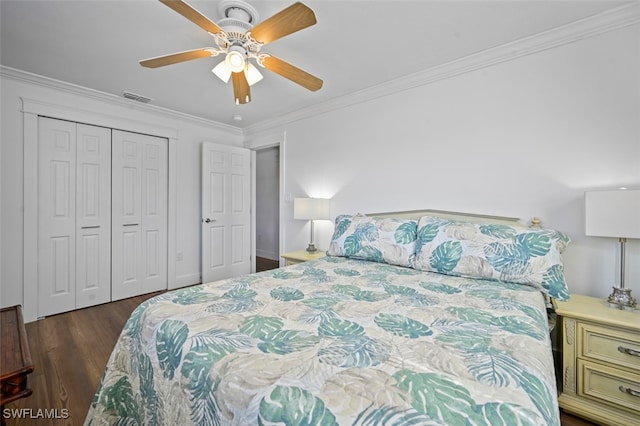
xmin=111 ymin=130 xmax=168 ymax=301
xmin=38 ymin=117 xmax=112 ymax=317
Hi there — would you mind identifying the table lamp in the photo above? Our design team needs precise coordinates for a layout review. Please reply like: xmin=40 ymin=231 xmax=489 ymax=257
xmin=585 ymin=189 xmax=640 ymax=310
xmin=294 ymin=197 xmax=330 ymax=252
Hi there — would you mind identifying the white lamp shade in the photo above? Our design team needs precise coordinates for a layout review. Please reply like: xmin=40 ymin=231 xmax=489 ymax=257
xmin=245 ymin=62 xmax=263 ymax=86
xmin=212 ymin=61 xmax=232 ymax=83
xmin=585 ymin=189 xmax=640 ymax=238
xmin=294 ymin=198 xmax=330 ymax=220
xmin=214 ymin=60 xmax=262 ymax=86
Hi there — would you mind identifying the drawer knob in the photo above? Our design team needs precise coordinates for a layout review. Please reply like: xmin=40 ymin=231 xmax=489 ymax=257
xmin=618 ymin=345 xmax=640 ymax=357
xmin=619 ymin=385 xmax=640 ymax=398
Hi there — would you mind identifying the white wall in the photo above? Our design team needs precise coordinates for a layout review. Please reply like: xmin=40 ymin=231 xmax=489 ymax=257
xmin=0 ymin=70 xmax=243 ymax=316
xmin=264 ymin=24 xmax=640 ymax=300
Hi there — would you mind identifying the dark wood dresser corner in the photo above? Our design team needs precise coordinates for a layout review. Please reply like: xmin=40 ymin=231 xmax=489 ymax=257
xmin=1 ymin=305 xmax=35 ymax=415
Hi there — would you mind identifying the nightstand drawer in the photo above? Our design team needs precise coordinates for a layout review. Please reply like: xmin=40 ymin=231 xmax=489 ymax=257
xmin=579 ymin=359 xmax=640 ymax=414
xmin=579 ymin=322 xmax=640 ymax=372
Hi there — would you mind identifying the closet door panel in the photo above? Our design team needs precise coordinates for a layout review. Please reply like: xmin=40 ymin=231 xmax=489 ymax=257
xmin=141 ymin=137 xmax=168 ymax=293
xmin=112 ymin=130 xmax=143 ymax=300
xmin=76 ymin=124 xmax=112 ymax=309
xmin=122 ymin=228 xmax=140 ymax=281
xmin=38 ymin=117 xmax=77 ymax=316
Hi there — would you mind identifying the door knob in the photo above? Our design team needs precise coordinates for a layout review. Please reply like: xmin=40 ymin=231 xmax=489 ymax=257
xmin=203 ymin=218 xmax=216 ymax=223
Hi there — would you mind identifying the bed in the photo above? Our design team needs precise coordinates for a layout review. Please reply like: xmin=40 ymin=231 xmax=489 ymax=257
xmin=86 ymin=210 xmax=571 ymax=425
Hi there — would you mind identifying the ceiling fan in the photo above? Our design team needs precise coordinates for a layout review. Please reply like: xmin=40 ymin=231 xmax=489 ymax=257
xmin=140 ymin=0 xmax=323 ymax=105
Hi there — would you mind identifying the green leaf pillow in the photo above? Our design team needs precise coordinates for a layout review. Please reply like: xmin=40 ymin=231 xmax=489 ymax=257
xmin=327 ymin=214 xmax=418 ymax=267
xmin=413 ymin=216 xmax=571 ymax=300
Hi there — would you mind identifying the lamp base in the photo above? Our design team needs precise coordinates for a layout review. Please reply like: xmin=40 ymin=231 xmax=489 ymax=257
xmin=607 ymin=286 xmax=637 ymax=310
xmin=305 ymin=243 xmax=318 ymax=253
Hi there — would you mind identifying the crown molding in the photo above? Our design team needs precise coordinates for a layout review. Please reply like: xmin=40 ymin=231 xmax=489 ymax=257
xmin=243 ymin=2 xmax=640 ymax=140
xmin=0 ymin=65 xmax=242 ymax=136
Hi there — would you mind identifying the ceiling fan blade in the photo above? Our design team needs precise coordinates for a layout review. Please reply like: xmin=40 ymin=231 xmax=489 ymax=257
xmin=159 ymin=0 xmax=223 ymax=34
xmin=232 ymin=71 xmax=251 ymax=104
xmin=250 ymin=2 xmax=316 ymax=45
xmin=261 ymin=55 xmax=323 ymax=92
xmin=140 ymin=48 xmax=215 ymax=68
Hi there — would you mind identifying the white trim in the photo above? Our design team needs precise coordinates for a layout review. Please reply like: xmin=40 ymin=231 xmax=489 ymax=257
xmin=167 ymin=137 xmax=178 ymax=291
xmin=22 ymin=112 xmax=39 ymax=322
xmin=251 ymin=150 xmax=257 ymax=274
xmin=279 ymin=132 xmax=287 ymax=267
xmin=244 ymin=126 xmax=286 ymax=150
xmin=2 ymin=66 xmax=241 ymax=136
xmin=243 ymin=2 xmax=640 ymax=139
xmin=21 ymin=97 xmax=179 ymax=140
xmin=21 ymin=97 xmax=179 ymax=322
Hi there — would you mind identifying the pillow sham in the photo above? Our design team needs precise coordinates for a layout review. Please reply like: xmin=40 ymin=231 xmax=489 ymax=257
xmin=327 ymin=214 xmax=418 ymax=267
xmin=413 ymin=215 xmax=571 ymax=300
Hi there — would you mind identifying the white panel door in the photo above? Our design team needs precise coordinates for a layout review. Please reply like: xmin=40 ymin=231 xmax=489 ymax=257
xmin=75 ymin=123 xmax=112 ymax=309
xmin=38 ymin=117 xmax=77 ymax=316
xmin=202 ymin=143 xmax=251 ymax=283
xmin=112 ymin=130 xmax=168 ymax=300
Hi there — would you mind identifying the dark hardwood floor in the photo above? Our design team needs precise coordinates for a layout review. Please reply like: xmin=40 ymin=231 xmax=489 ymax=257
xmin=4 ymin=289 xmax=597 ymax=425
xmin=4 ymin=293 xmax=159 ymax=426
xmin=256 ymin=256 xmax=279 ymax=272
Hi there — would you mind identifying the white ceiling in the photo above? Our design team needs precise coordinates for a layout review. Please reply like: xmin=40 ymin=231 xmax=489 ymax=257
xmin=0 ymin=0 xmax=631 ymax=128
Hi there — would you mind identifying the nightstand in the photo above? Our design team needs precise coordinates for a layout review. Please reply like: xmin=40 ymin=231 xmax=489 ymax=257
xmin=554 ymin=294 xmax=640 ymax=425
xmin=281 ymin=249 xmax=326 ymax=266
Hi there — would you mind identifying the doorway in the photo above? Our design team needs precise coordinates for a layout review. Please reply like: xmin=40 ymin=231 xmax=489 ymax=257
xmin=255 ymin=146 xmax=280 ymax=271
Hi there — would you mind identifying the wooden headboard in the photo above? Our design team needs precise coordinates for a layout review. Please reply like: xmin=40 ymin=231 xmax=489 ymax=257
xmin=366 ymin=209 xmax=537 ymax=228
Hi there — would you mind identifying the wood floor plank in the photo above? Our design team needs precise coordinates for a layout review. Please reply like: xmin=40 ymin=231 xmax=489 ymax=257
xmin=3 ymin=290 xmax=595 ymax=425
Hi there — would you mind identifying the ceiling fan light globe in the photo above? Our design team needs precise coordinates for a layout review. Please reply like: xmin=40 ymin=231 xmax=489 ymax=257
xmin=225 ymin=50 xmax=246 ymax=73
xmin=212 ymin=61 xmax=232 ymax=83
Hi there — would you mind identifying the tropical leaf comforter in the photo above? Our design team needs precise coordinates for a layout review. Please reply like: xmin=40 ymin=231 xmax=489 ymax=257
xmin=86 ymin=257 xmax=559 ymax=425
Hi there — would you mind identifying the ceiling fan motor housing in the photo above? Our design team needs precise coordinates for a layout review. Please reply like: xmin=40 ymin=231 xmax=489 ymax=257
xmin=218 ymin=17 xmax=252 ymax=34
xmin=215 ymin=0 xmax=263 ymax=55
xmin=218 ymin=0 xmax=258 ymax=27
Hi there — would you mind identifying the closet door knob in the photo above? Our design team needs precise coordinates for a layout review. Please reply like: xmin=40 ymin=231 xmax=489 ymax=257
xmin=203 ymin=218 xmax=216 ymax=223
